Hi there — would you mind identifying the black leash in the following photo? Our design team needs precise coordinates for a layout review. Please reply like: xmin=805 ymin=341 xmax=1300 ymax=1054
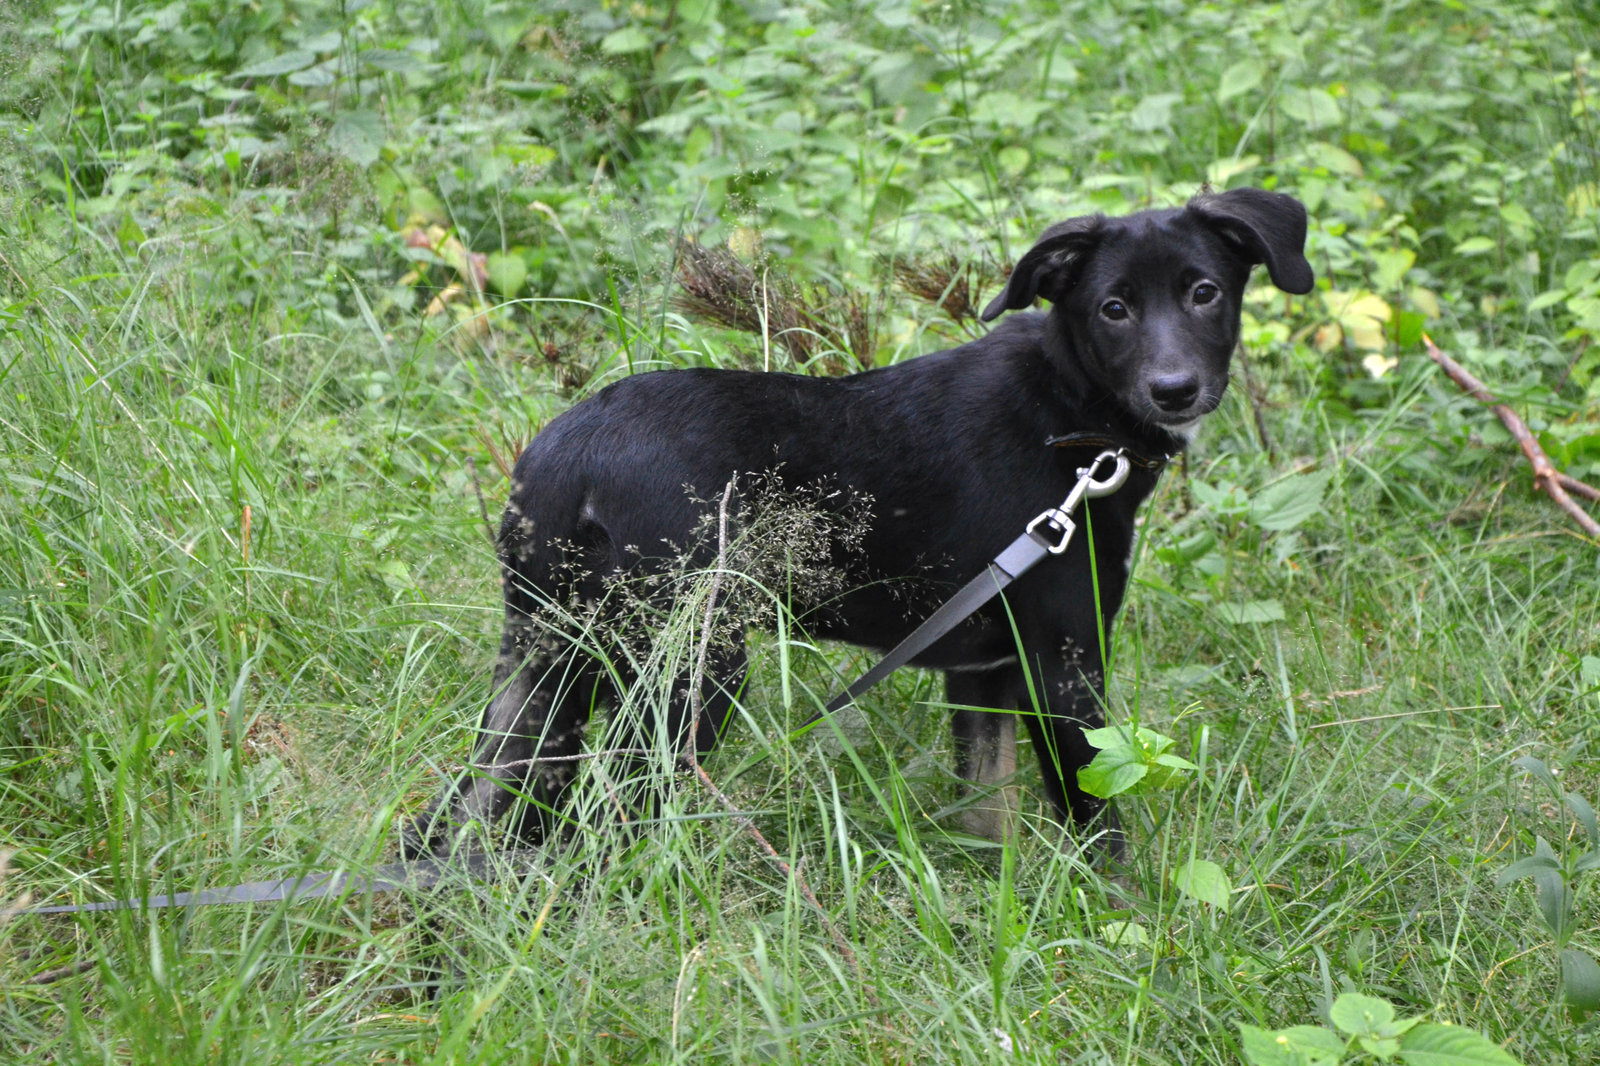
xmin=793 ymin=446 xmax=1138 ymax=734
xmin=20 ymin=852 xmax=520 ymax=916
xmin=25 ymin=442 xmax=1163 ymax=917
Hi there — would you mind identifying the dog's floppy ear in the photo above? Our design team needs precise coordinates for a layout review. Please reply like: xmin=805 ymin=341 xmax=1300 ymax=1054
xmin=1189 ymin=188 xmax=1315 ymax=295
xmin=980 ymin=215 xmax=1104 ymax=322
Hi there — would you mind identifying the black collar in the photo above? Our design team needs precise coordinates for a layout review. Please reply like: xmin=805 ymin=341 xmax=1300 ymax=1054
xmin=1043 ymin=431 xmax=1175 ymax=469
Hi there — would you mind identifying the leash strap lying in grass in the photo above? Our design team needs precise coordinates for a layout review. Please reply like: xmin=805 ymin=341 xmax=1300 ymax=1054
xmin=795 ymin=447 xmax=1133 ymax=734
xmin=23 ymin=853 xmax=507 ymax=915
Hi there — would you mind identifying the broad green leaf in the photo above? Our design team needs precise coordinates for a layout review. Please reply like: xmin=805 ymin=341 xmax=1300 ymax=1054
xmin=234 ymin=51 xmax=316 ymax=78
xmin=1129 ymin=92 xmax=1182 ymax=131
xmin=601 ymin=26 xmax=653 ymax=54
xmin=1215 ymin=600 xmax=1287 ymax=624
xmin=1191 ymin=478 xmax=1250 ymax=516
xmin=1392 ymin=309 xmax=1427 ymax=347
xmin=1398 ymin=1023 xmax=1524 ymax=1066
xmin=1373 ymin=248 xmax=1416 ymax=291
xmin=1218 ymin=58 xmax=1265 ymax=101
xmin=1098 ymin=920 xmax=1150 ymax=947
xmin=288 ymin=65 xmax=336 ymax=88
xmin=1527 ymin=289 xmax=1568 ymax=312
xmin=1329 ymin=993 xmax=1396 ymax=1036
xmin=997 ymin=146 xmax=1030 ymax=177
xmin=1454 ymin=235 xmax=1497 ymax=256
xmin=328 ymin=109 xmax=385 ymax=168
xmin=1239 ymin=1024 xmax=1344 ymax=1066
xmin=1079 ymin=725 xmax=1132 ymax=750
xmin=360 ymin=48 xmax=427 ymax=73
xmin=1280 ymin=86 xmax=1341 ymax=128
xmin=1154 ymin=529 xmax=1217 ymax=565
xmin=1173 ymin=858 xmax=1231 ymax=910
xmin=1561 ymin=948 xmax=1600 ymax=1015
xmin=486 ymin=251 xmax=528 ymax=298
xmin=1077 ymin=746 xmax=1148 ymax=798
xmin=1358 ymin=1034 xmax=1401 ymax=1060
xmin=1250 ymin=470 xmax=1332 ymax=532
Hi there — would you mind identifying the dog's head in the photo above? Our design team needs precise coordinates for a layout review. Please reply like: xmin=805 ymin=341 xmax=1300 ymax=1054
xmin=981 ymin=188 xmax=1314 ymax=433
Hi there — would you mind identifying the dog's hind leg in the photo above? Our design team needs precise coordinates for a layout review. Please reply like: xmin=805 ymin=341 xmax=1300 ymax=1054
xmin=949 ymin=668 xmax=1021 ymax=842
xmin=404 ymin=574 xmax=611 ymax=858
xmin=597 ymin=645 xmax=748 ymax=830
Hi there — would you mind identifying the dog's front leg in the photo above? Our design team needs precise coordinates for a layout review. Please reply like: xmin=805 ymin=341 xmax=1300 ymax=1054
xmin=948 ymin=668 xmax=1021 ymax=842
xmin=404 ymin=616 xmax=594 ymax=859
xmin=1017 ymin=660 xmax=1125 ymax=861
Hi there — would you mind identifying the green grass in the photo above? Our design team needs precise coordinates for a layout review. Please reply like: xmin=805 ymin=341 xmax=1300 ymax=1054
xmin=2 ymin=0 xmax=1599 ymax=1062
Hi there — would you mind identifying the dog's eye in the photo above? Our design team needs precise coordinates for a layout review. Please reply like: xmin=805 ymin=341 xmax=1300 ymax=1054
xmin=1192 ymin=282 xmax=1219 ymax=305
xmin=1101 ymin=300 xmax=1129 ymax=321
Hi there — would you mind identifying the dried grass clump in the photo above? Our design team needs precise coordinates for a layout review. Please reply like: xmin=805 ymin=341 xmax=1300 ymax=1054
xmin=673 ymin=240 xmax=876 ymax=373
xmin=888 ymin=251 xmax=997 ymax=330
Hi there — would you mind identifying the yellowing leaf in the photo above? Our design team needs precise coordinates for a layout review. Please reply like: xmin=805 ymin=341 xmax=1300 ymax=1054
xmin=1409 ymin=286 xmax=1443 ymax=318
xmin=1363 ymin=353 xmax=1399 ymax=379
xmin=1322 ymin=291 xmax=1393 ymax=351
xmin=1372 ymin=248 xmax=1416 ymax=291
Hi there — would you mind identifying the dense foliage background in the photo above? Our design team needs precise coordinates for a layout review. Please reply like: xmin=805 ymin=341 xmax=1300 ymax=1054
xmin=1 ymin=0 xmax=1597 ymax=1062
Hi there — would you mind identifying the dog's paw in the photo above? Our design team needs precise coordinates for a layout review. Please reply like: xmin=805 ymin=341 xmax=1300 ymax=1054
xmin=400 ymin=801 xmax=459 ymax=862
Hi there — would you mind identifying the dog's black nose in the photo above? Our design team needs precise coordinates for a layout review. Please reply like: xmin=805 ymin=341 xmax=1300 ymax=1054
xmin=1148 ymin=374 xmax=1201 ymax=412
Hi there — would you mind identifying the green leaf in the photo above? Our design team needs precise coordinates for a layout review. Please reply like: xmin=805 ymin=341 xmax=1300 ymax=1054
xmin=1494 ymin=854 xmax=1561 ymax=889
xmin=1239 ymin=1024 xmax=1344 ymax=1066
xmin=1076 ymin=746 xmax=1148 ymax=799
xmin=1527 ymin=289 xmax=1568 ymax=312
xmin=1397 ymin=1023 xmax=1524 ymax=1066
xmin=1173 ymin=858 xmax=1231 ymax=910
xmin=1280 ymin=86 xmax=1342 ymax=129
xmin=1098 ymin=920 xmax=1150 ymax=947
xmin=360 ymin=48 xmax=428 ymax=73
xmin=1129 ymin=92 xmax=1183 ymax=131
xmin=1359 ymin=1034 xmax=1402 ymax=1060
xmin=1329 ymin=993 xmax=1396 ymax=1037
xmin=1154 ymin=529 xmax=1217 ymax=565
xmin=1511 ymin=755 xmax=1560 ymax=793
xmin=328 ymin=109 xmax=385 ymax=168
xmin=1565 ymin=791 xmax=1599 ymax=849
xmin=1532 ymin=836 xmax=1574 ymax=939
xmin=1373 ymin=248 xmax=1416 ymax=291
xmin=601 ymin=25 xmax=653 ymax=54
xmin=486 ymin=251 xmax=528 ymax=298
xmin=1214 ymin=600 xmax=1287 ymax=624
xmin=1080 ymin=725 xmax=1134 ymax=751
xmin=234 ymin=51 xmax=317 ymax=78
xmin=1393 ymin=309 xmax=1427 ymax=347
xmin=1250 ymin=470 xmax=1332 ymax=531
xmin=1453 ymin=235 xmax=1497 ymax=256
xmin=1561 ymin=948 xmax=1600 ymax=1015
xmin=1218 ymin=58 xmax=1265 ymax=101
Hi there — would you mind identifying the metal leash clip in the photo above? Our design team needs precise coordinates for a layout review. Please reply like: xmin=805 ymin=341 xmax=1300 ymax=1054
xmin=1024 ymin=448 xmax=1132 ymax=554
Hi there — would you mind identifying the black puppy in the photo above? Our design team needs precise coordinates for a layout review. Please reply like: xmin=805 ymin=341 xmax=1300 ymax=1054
xmin=405 ymin=188 xmax=1313 ymax=859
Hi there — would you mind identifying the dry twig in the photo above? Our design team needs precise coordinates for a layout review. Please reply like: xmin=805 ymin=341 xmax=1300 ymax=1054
xmin=1424 ymin=334 xmax=1600 ymax=540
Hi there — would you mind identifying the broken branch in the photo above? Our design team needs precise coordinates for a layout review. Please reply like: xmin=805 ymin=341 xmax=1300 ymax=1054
xmin=1424 ymin=334 xmax=1600 ymax=540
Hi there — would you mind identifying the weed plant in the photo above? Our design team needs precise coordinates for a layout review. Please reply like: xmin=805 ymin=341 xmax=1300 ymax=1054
xmin=1 ymin=0 xmax=1599 ymax=1063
